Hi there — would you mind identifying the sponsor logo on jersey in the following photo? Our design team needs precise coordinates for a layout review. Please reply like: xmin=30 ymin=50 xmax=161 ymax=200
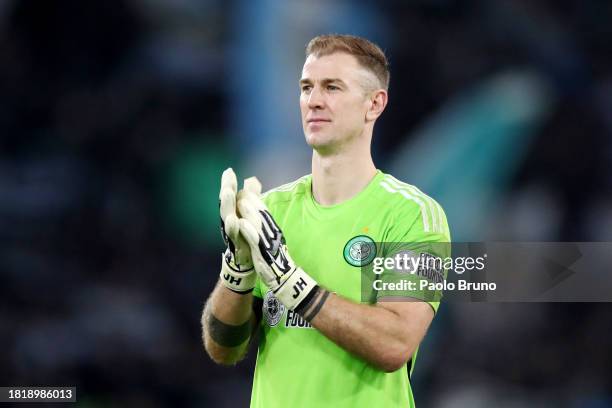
xmin=285 ymin=310 xmax=312 ymax=329
xmin=263 ymin=290 xmax=285 ymax=327
xmin=343 ymin=235 xmax=377 ymax=267
xmin=416 ymin=252 xmax=444 ymax=283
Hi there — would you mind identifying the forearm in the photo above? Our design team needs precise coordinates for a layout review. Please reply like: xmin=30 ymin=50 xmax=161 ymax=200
xmin=305 ymin=291 xmax=428 ymax=372
xmin=202 ymin=281 xmax=256 ymax=365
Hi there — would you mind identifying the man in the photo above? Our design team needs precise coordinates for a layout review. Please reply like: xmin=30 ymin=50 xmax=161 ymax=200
xmin=202 ymin=34 xmax=450 ymax=407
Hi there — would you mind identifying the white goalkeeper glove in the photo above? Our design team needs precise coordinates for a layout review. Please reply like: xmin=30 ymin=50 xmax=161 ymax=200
xmin=237 ymin=189 xmax=320 ymax=313
xmin=219 ymin=168 xmax=261 ymax=293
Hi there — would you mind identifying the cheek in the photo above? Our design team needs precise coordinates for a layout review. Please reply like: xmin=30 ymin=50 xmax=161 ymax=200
xmin=344 ymin=100 xmax=368 ymax=124
xmin=299 ymin=99 xmax=309 ymax=116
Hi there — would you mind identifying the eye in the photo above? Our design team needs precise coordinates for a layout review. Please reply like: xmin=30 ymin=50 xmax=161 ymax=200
xmin=327 ymin=85 xmax=340 ymax=91
xmin=301 ymin=85 xmax=312 ymax=92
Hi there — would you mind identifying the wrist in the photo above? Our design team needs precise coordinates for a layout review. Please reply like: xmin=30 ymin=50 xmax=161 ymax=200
xmin=302 ymin=289 xmax=331 ymax=322
xmin=294 ymin=285 xmax=322 ymax=316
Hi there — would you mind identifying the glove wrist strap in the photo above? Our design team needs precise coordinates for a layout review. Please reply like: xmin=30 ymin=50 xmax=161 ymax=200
xmin=220 ymin=253 xmax=256 ymax=294
xmin=274 ymin=268 xmax=318 ymax=310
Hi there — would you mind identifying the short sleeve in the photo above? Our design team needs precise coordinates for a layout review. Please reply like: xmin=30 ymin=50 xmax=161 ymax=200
xmin=375 ymin=199 xmax=451 ymax=314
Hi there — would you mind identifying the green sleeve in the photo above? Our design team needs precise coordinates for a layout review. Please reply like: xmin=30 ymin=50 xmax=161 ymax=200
xmin=376 ymin=202 xmax=451 ymax=314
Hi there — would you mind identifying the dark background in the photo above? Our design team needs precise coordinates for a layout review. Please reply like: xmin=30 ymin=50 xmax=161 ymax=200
xmin=1 ymin=0 xmax=611 ymax=406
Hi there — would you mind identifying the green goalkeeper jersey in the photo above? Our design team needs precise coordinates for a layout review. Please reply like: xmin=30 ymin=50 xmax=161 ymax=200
xmin=251 ymin=170 xmax=451 ymax=408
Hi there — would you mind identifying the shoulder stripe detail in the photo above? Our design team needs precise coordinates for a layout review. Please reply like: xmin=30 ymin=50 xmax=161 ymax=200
xmin=385 ymin=176 xmax=440 ymax=233
xmin=263 ymin=176 xmax=309 ymax=198
xmin=382 ymin=176 xmax=445 ymax=233
xmin=385 ymin=176 xmax=444 ymax=233
xmin=380 ymin=180 xmax=431 ymax=232
xmin=413 ymin=185 xmax=445 ymax=234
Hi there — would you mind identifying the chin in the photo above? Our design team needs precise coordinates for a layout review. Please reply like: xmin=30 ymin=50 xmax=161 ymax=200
xmin=305 ymin=132 xmax=330 ymax=148
xmin=306 ymin=136 xmax=341 ymax=155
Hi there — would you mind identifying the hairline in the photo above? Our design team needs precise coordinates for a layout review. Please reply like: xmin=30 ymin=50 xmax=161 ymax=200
xmin=303 ymin=51 xmax=386 ymax=93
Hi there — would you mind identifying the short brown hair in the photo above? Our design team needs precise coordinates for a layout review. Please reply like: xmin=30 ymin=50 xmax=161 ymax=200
xmin=305 ymin=34 xmax=390 ymax=90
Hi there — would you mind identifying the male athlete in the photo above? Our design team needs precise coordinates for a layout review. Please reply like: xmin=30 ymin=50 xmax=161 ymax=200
xmin=202 ymin=34 xmax=450 ymax=407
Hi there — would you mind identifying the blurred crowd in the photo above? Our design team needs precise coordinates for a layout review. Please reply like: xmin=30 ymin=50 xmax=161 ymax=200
xmin=1 ymin=0 xmax=611 ymax=406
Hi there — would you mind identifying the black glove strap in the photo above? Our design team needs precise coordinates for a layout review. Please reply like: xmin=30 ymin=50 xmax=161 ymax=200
xmin=295 ymin=285 xmax=321 ymax=317
xmin=294 ymin=285 xmax=320 ymax=317
xmin=303 ymin=290 xmax=330 ymax=322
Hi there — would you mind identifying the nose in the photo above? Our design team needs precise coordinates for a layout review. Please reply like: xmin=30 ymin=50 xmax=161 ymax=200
xmin=307 ymin=86 xmax=325 ymax=110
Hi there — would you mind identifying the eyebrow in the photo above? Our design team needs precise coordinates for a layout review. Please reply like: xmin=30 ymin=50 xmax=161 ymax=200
xmin=299 ymin=78 xmax=348 ymax=87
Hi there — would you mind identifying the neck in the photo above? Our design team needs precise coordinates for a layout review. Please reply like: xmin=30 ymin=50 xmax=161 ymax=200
xmin=311 ymin=140 xmax=377 ymax=206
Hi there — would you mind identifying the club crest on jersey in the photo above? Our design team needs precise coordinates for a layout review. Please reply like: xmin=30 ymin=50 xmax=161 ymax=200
xmin=263 ymin=291 xmax=285 ymax=327
xmin=343 ymin=235 xmax=377 ymax=267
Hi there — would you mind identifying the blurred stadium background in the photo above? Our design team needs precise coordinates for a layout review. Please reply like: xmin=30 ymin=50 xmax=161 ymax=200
xmin=1 ymin=0 xmax=611 ymax=406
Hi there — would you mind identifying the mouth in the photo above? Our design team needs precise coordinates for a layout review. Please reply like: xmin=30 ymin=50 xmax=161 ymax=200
xmin=307 ymin=119 xmax=331 ymax=124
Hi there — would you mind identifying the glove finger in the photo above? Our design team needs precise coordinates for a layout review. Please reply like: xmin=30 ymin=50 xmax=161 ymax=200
xmin=246 ymin=189 xmax=268 ymax=211
xmin=220 ymin=168 xmax=238 ymax=222
xmin=238 ymin=188 xmax=268 ymax=217
xmin=243 ymin=176 xmax=262 ymax=196
xmin=238 ymin=217 xmax=259 ymax=247
xmin=237 ymin=191 xmax=262 ymax=228
xmin=239 ymin=219 xmax=268 ymax=271
xmin=240 ymin=218 xmax=278 ymax=287
xmin=220 ymin=188 xmax=237 ymax=223
xmin=234 ymin=234 xmax=252 ymax=265
xmin=225 ymin=213 xmax=252 ymax=265
xmin=220 ymin=168 xmax=238 ymax=198
xmin=224 ymin=213 xmax=240 ymax=242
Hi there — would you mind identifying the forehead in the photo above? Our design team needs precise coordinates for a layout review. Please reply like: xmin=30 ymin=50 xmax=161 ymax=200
xmin=301 ymin=52 xmax=368 ymax=83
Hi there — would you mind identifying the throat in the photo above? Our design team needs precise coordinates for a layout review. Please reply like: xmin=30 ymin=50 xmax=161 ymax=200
xmin=311 ymin=153 xmax=376 ymax=206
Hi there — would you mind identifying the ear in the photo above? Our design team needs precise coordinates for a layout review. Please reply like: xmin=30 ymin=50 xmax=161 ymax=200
xmin=365 ymin=89 xmax=388 ymax=122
